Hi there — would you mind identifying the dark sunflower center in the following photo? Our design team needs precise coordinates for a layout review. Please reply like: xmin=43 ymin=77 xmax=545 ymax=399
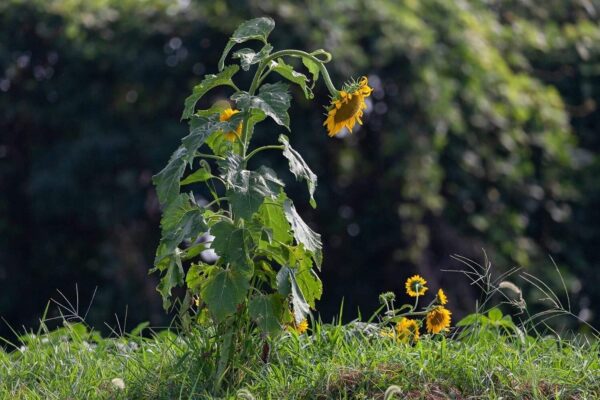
xmin=334 ymin=94 xmax=362 ymax=123
xmin=431 ymin=311 xmax=444 ymax=325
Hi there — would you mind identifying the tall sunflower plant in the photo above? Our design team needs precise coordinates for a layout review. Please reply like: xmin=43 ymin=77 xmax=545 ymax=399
xmin=151 ymin=17 xmax=372 ymax=384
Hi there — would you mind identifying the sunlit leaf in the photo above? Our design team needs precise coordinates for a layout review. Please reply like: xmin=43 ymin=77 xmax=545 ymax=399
xmin=283 ymin=198 xmax=322 ymax=268
xmin=268 ymin=58 xmax=313 ymax=99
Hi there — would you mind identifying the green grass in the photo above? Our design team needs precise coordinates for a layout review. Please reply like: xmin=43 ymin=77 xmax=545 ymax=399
xmin=1 ymin=317 xmax=598 ymax=399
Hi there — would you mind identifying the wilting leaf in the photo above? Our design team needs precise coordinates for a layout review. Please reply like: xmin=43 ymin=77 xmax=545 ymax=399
xmin=279 ymin=134 xmax=317 ymax=208
xmin=152 ymin=146 xmax=188 ymax=206
xmin=283 ymin=198 xmax=322 ymax=268
xmin=233 ymin=44 xmax=273 ymax=71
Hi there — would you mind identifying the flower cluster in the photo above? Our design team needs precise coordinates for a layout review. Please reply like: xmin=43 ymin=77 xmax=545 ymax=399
xmin=380 ymin=275 xmax=452 ymax=344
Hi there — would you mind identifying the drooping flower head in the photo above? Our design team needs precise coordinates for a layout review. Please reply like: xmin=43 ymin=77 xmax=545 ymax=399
xmin=425 ymin=306 xmax=452 ymax=334
xmin=323 ymin=76 xmax=372 ymax=137
xmin=437 ymin=288 xmax=448 ymax=305
xmin=405 ymin=275 xmax=428 ymax=297
xmin=219 ymin=107 xmax=243 ymax=142
xmin=395 ymin=317 xmax=420 ymax=344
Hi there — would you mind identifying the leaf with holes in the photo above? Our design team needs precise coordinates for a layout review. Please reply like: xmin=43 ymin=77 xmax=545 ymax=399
xmin=232 ymin=82 xmax=291 ymax=129
xmin=218 ymin=17 xmax=275 ymax=70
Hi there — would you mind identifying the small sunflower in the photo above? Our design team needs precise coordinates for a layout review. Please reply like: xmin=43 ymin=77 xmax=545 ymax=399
xmin=405 ymin=275 xmax=428 ymax=297
xmin=323 ymin=76 xmax=372 ymax=137
xmin=219 ymin=107 xmax=243 ymax=142
xmin=395 ymin=318 xmax=420 ymax=344
xmin=294 ymin=319 xmax=309 ymax=334
xmin=425 ymin=306 xmax=452 ymax=334
xmin=437 ymin=288 xmax=448 ymax=305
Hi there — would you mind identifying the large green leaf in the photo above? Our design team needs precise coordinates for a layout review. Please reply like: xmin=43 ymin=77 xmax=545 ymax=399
xmin=289 ymin=268 xmax=310 ymax=324
xmin=201 ymin=268 xmax=249 ymax=321
xmin=210 ymin=220 xmax=254 ymax=275
xmin=233 ymin=44 xmax=273 ymax=71
xmin=181 ymin=65 xmax=239 ymax=120
xmin=268 ymin=58 xmax=313 ymax=99
xmin=232 ymin=82 xmax=291 ymax=129
xmin=218 ymin=17 xmax=275 ymax=71
xmin=295 ymin=261 xmax=323 ymax=308
xmin=283 ymin=199 xmax=322 ymax=268
xmin=279 ymin=134 xmax=318 ymax=208
xmin=257 ymin=198 xmax=292 ymax=244
xmin=249 ymin=294 xmax=285 ymax=336
xmin=152 ymin=146 xmax=188 ymax=206
xmin=220 ymin=154 xmax=285 ymax=220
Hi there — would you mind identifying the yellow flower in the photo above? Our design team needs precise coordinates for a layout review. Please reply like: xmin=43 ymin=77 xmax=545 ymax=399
xmin=295 ymin=319 xmax=309 ymax=334
xmin=425 ymin=306 xmax=452 ymax=334
xmin=323 ymin=76 xmax=372 ymax=137
xmin=437 ymin=288 xmax=448 ymax=305
xmin=405 ymin=275 xmax=428 ymax=297
xmin=219 ymin=107 xmax=243 ymax=142
xmin=395 ymin=318 xmax=420 ymax=343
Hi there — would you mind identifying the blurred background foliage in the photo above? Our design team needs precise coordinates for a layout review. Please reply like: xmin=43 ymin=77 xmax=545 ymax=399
xmin=1 ymin=0 xmax=599 ymax=337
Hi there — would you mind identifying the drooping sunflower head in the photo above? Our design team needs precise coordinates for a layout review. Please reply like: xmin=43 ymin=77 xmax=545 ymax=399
xmin=437 ymin=288 xmax=448 ymax=305
xmin=219 ymin=107 xmax=243 ymax=142
xmin=425 ymin=306 xmax=452 ymax=334
xmin=395 ymin=318 xmax=420 ymax=344
xmin=323 ymin=76 xmax=373 ymax=137
xmin=405 ymin=275 xmax=428 ymax=297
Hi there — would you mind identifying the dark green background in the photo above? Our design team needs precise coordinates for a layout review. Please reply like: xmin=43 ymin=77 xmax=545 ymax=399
xmin=1 ymin=0 xmax=599 ymax=337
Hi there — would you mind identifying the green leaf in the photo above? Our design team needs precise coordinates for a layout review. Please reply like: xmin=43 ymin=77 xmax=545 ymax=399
xmin=276 ymin=266 xmax=292 ymax=296
xmin=233 ymin=44 xmax=273 ymax=71
xmin=279 ymin=134 xmax=318 ymax=208
xmin=257 ymin=199 xmax=292 ymax=244
xmin=283 ymin=198 xmax=322 ymax=268
xmin=201 ymin=268 xmax=249 ymax=321
xmin=302 ymin=57 xmax=320 ymax=88
xmin=180 ymin=160 xmax=212 ymax=186
xmin=269 ymin=58 xmax=313 ymax=99
xmin=218 ymin=17 xmax=275 ymax=71
xmin=220 ymin=154 xmax=285 ymax=220
xmin=488 ymin=308 xmax=503 ymax=321
xmin=183 ymin=115 xmax=241 ymax=164
xmin=232 ymin=82 xmax=291 ymax=129
xmin=152 ymin=146 xmax=188 ymax=206
xmin=210 ymin=220 xmax=254 ymax=275
xmin=181 ymin=65 xmax=239 ymax=120
xmin=289 ymin=267 xmax=310 ymax=324
xmin=155 ymin=250 xmax=184 ymax=309
xmin=249 ymin=294 xmax=285 ymax=336
xmin=295 ymin=260 xmax=322 ymax=308
xmin=186 ymin=263 xmax=217 ymax=292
